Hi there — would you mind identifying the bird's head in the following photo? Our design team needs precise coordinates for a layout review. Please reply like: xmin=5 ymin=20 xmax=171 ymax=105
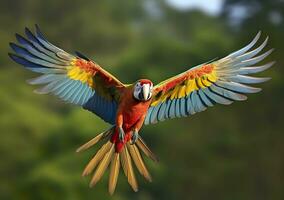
xmin=133 ymin=79 xmax=153 ymax=102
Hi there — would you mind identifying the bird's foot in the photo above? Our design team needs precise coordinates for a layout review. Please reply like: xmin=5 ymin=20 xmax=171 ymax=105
xmin=118 ymin=127 xmax=125 ymax=141
xmin=131 ymin=130 xmax=139 ymax=145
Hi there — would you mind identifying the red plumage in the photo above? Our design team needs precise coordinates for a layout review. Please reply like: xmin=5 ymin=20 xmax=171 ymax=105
xmin=111 ymin=84 xmax=152 ymax=152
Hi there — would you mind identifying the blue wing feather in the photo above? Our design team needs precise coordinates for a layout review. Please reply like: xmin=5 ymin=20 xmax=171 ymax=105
xmin=179 ymin=98 xmax=187 ymax=117
xmin=169 ymin=99 xmax=176 ymax=119
xmin=175 ymin=99 xmax=181 ymax=118
xmin=157 ymin=102 xmax=167 ymax=121
xmin=198 ymin=90 xmax=214 ymax=107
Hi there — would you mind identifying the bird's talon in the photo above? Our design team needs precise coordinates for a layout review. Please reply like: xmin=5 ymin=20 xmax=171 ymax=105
xmin=119 ymin=127 xmax=125 ymax=141
xmin=131 ymin=131 xmax=138 ymax=145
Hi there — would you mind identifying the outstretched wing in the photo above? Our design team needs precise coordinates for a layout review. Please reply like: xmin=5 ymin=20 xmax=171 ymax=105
xmin=145 ymin=32 xmax=274 ymax=125
xmin=9 ymin=25 xmax=125 ymax=124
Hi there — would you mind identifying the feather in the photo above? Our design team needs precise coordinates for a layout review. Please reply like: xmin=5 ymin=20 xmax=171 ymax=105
xmin=35 ymin=25 xmax=75 ymax=61
xmin=69 ymin=83 xmax=83 ymax=104
xmin=164 ymin=99 xmax=172 ymax=119
xmin=10 ymin=42 xmax=66 ymax=68
xmin=225 ymin=75 xmax=270 ymax=84
xmin=210 ymin=84 xmax=247 ymax=101
xmin=169 ymin=99 xmax=177 ymax=119
xmin=10 ymin=42 xmax=39 ymax=59
xmin=150 ymin=103 xmax=161 ymax=124
xmin=175 ymin=98 xmax=181 ymax=117
xmin=15 ymin=33 xmax=62 ymax=64
xmin=54 ymin=79 xmax=75 ymax=96
xmin=108 ymin=153 xmax=120 ymax=195
xmin=179 ymin=98 xmax=188 ymax=117
xmin=27 ymin=74 xmax=66 ymax=85
xmin=90 ymin=144 xmax=114 ymax=187
xmin=127 ymin=143 xmax=152 ymax=182
xmin=76 ymin=84 xmax=89 ymax=105
xmin=50 ymin=78 xmax=72 ymax=94
xmin=227 ymin=31 xmax=261 ymax=58
xmin=82 ymin=141 xmax=112 ymax=176
xmin=120 ymin=146 xmax=138 ymax=192
xmin=61 ymin=81 xmax=82 ymax=101
xmin=76 ymin=127 xmax=114 ymax=153
xmin=186 ymin=94 xmax=195 ymax=115
xmin=81 ymin=88 xmax=94 ymax=106
xmin=34 ymin=80 xmax=60 ymax=94
xmin=57 ymin=80 xmax=78 ymax=98
xmin=238 ymin=62 xmax=275 ymax=75
xmin=25 ymin=67 xmax=65 ymax=74
xmin=157 ymin=102 xmax=167 ymax=121
xmin=233 ymin=49 xmax=274 ymax=68
xmin=9 ymin=53 xmax=50 ymax=69
xmin=215 ymin=80 xmax=261 ymax=94
xmin=24 ymin=27 xmax=67 ymax=64
xmin=191 ymin=90 xmax=206 ymax=112
xmin=203 ymin=87 xmax=233 ymax=105
xmin=198 ymin=89 xmax=214 ymax=107
xmin=236 ymin=36 xmax=268 ymax=61
xmin=144 ymin=107 xmax=153 ymax=125
xmin=136 ymin=137 xmax=158 ymax=162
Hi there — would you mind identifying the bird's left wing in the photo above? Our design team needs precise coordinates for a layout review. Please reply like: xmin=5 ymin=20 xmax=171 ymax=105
xmin=9 ymin=25 xmax=125 ymax=124
xmin=145 ymin=32 xmax=274 ymax=125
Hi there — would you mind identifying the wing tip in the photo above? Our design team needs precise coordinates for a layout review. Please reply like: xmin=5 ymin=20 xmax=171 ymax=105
xmin=252 ymin=30 xmax=261 ymax=44
xmin=14 ymin=32 xmax=20 ymax=37
xmin=33 ymin=88 xmax=49 ymax=95
xmin=8 ymin=52 xmax=19 ymax=62
xmin=9 ymin=42 xmax=15 ymax=49
xmin=24 ymin=26 xmax=31 ymax=34
xmin=268 ymin=61 xmax=276 ymax=69
xmin=9 ymin=42 xmax=23 ymax=54
xmin=26 ymin=78 xmax=33 ymax=85
xmin=261 ymin=77 xmax=272 ymax=82
xmin=35 ymin=24 xmax=44 ymax=38
xmin=24 ymin=26 xmax=36 ymax=39
xmin=253 ymin=87 xmax=262 ymax=93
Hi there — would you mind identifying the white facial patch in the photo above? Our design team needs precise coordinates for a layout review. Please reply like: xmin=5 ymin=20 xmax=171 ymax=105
xmin=133 ymin=82 xmax=153 ymax=101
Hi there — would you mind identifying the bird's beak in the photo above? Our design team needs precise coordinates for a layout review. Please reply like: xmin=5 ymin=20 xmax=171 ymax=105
xmin=142 ymin=84 xmax=151 ymax=100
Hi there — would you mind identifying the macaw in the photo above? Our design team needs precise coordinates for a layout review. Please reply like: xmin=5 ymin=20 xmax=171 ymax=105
xmin=9 ymin=25 xmax=274 ymax=194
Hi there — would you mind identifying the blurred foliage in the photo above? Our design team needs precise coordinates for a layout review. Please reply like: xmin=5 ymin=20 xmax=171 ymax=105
xmin=0 ymin=0 xmax=283 ymax=199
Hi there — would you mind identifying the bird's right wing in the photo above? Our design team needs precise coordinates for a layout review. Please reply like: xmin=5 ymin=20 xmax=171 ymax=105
xmin=9 ymin=25 xmax=125 ymax=124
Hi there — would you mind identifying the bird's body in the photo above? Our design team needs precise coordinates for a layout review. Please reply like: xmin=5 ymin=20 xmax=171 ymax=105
xmin=111 ymin=82 xmax=152 ymax=152
xmin=9 ymin=25 xmax=274 ymax=194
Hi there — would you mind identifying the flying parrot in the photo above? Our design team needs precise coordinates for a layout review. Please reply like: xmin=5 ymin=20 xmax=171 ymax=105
xmin=9 ymin=25 xmax=274 ymax=194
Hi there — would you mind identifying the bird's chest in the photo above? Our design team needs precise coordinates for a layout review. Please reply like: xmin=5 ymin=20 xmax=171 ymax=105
xmin=120 ymin=98 xmax=150 ymax=131
xmin=124 ymin=104 xmax=145 ymax=122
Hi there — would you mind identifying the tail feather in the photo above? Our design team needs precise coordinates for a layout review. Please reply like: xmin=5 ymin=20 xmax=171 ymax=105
xmin=82 ymin=141 xmax=112 ymax=176
xmin=76 ymin=126 xmax=114 ymax=153
xmin=127 ymin=143 xmax=152 ymax=182
xmin=90 ymin=144 xmax=115 ymax=187
xmin=121 ymin=146 xmax=138 ymax=192
xmin=136 ymin=136 xmax=159 ymax=162
xmin=108 ymin=153 xmax=120 ymax=195
xmin=77 ymin=127 xmax=158 ymax=195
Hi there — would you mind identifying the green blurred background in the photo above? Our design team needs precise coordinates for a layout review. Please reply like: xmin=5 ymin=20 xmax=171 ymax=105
xmin=0 ymin=0 xmax=283 ymax=199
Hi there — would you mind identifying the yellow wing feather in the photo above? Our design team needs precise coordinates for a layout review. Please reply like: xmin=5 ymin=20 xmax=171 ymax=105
xmin=151 ymin=64 xmax=217 ymax=106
